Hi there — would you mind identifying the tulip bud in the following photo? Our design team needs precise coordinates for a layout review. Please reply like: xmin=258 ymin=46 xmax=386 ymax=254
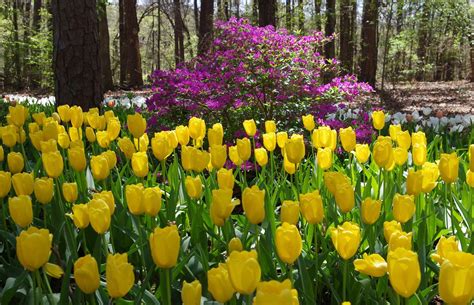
xmin=387 ymin=248 xmax=421 ymax=298
xmin=182 ymin=280 xmax=201 ymax=305
xmin=88 ymin=199 xmax=111 ymax=234
xmin=210 ymin=188 xmax=240 ymax=226
xmin=335 ymin=183 xmax=355 ymax=213
xmin=411 ymin=131 xmax=426 ymax=147
xmin=339 ymin=127 xmax=356 ymax=152
xmin=92 ymin=191 xmax=115 ymax=215
xmin=133 ymin=133 xmax=149 ymax=152
xmin=253 ymin=279 xmax=298 ymax=305
xmin=227 ymin=250 xmax=261 ymax=294
xmin=85 ymin=127 xmax=96 ymax=143
xmin=330 ymin=221 xmax=361 ymax=260
xmin=254 ymin=148 xmax=268 ymax=167
xmin=0 ymin=145 xmax=4 ymax=162
xmin=217 ymin=168 xmax=235 ymax=190
xmin=96 ymin=131 xmax=110 ymax=148
xmin=373 ymin=139 xmax=393 ymax=168
xmin=355 ymin=144 xmax=370 ymax=163
xmin=34 ymin=177 xmax=54 ymax=205
xmin=299 ymin=190 xmax=324 ymax=224
xmin=383 ymin=220 xmax=402 ymax=243
xmin=70 ymin=204 xmax=90 ymax=229
xmin=236 ymin=138 xmax=251 ymax=161
xmin=62 ymin=182 xmax=78 ymax=203
xmin=317 ymin=147 xmax=332 ymax=170
xmin=228 ymin=237 xmax=243 ymax=254
xmin=106 ymin=253 xmax=134 ymax=298
xmin=12 ymin=172 xmax=34 ymax=196
xmin=131 ymin=152 xmax=149 ymax=178
xmin=243 ymin=119 xmax=257 ymax=137
xmin=280 ymin=200 xmax=299 ymax=225
xmin=276 ymin=132 xmax=288 ymax=149
xmin=7 ymin=152 xmax=24 ymax=174
xmin=372 ymin=110 xmax=385 ymax=130
xmin=265 ymin=120 xmax=276 ymax=133
xmin=176 ymin=125 xmax=190 ymax=146
xmin=152 ymin=133 xmax=172 ymax=161
xmin=285 ymin=135 xmax=305 ymax=164
xmin=0 ymin=171 xmax=12 ymax=198
xmin=228 ymin=145 xmax=243 ymax=166
xmin=467 ymin=170 xmax=474 ymax=188
xmin=74 ymin=255 xmax=100 ymax=294
xmin=412 ymin=144 xmax=427 ymax=166
xmin=9 ymin=195 xmax=33 ymax=227
xmin=106 ymin=117 xmax=121 ymax=141
xmin=392 ymin=193 xmax=415 ymax=223
xmin=389 ymin=124 xmax=402 ymax=140
xmin=142 ymin=186 xmax=162 ymax=217
xmin=275 ymin=222 xmax=302 ymax=264
xmin=393 ymin=147 xmax=408 ymax=166
xmin=469 ymin=144 xmax=474 ymax=172
xmin=188 ymin=117 xmax=206 ymax=141
xmin=438 ymin=252 xmax=474 ymax=305
xmin=9 ymin=104 xmax=28 ymax=127
xmin=185 ymin=176 xmax=203 ymax=199
xmin=388 ymin=230 xmax=412 ymax=251
xmin=438 ymin=152 xmax=459 ymax=184
xmin=150 ymin=225 xmax=180 ymax=268
xmin=207 ymin=263 xmax=236 ymax=303
xmin=283 ymin=153 xmax=297 ymax=175
xmin=127 ymin=113 xmax=146 ymax=139
xmin=68 ymin=146 xmax=87 ymax=172
xmin=16 ymin=226 xmax=52 ymax=271
xmin=91 ymin=155 xmax=110 ymax=181
xmin=361 ymin=198 xmax=381 ymax=225
xmin=406 ymin=169 xmax=423 ymax=196
xmin=262 ymin=132 xmax=276 ymax=152
xmin=354 ymin=253 xmax=387 ymax=277
xmin=302 ymin=114 xmax=315 ymax=131
xmin=40 ymin=138 xmax=58 ymax=153
xmin=42 ymin=151 xmax=64 ymax=178
xmin=126 ymin=184 xmax=145 ymax=215
xmin=210 ymin=145 xmax=227 ymax=169
xmin=118 ymin=137 xmax=136 ymax=159
xmin=421 ymin=162 xmax=438 ymax=193
xmin=242 ymin=185 xmax=265 ymax=224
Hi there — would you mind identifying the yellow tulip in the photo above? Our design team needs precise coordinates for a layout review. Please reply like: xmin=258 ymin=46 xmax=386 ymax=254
xmin=1 ymin=125 xmax=18 ymax=147
xmin=70 ymin=106 xmax=84 ymax=128
xmin=243 ymin=119 xmax=257 ymax=137
xmin=62 ymin=182 xmax=78 ymax=203
xmin=323 ymin=171 xmax=350 ymax=195
xmin=361 ymin=198 xmax=381 ymax=225
xmin=396 ymin=130 xmax=411 ymax=150
xmin=263 ymin=132 xmax=276 ymax=152
xmin=438 ymin=252 xmax=474 ymax=305
xmin=143 ymin=187 xmax=162 ymax=217
xmin=185 ymin=176 xmax=202 ymax=199
xmin=9 ymin=104 xmax=28 ymax=126
xmin=467 ymin=170 xmax=474 ymax=188
xmin=0 ymin=171 xmax=12 ymax=198
xmin=7 ymin=152 xmax=24 ymax=174
xmin=96 ymin=131 xmax=110 ymax=148
xmin=225 ymin=146 xmax=241 ymax=167
xmin=228 ymin=237 xmax=243 ymax=254
xmin=188 ymin=117 xmax=206 ymax=141
xmin=127 ymin=113 xmax=147 ymax=139
xmin=226 ymin=250 xmax=261 ymax=294
xmin=275 ymin=222 xmax=302 ymax=264
xmin=210 ymin=145 xmax=227 ymax=169
xmin=131 ymin=152 xmax=149 ymax=178
xmin=150 ymin=225 xmax=180 ymax=268
xmin=285 ymin=135 xmax=305 ymax=164
xmin=335 ymin=183 xmax=355 ymax=213
xmin=88 ymin=198 xmax=111 ymax=234
xmin=70 ymin=204 xmax=90 ymax=229
xmin=280 ymin=200 xmax=299 ymax=225
xmin=126 ymin=184 xmax=145 ymax=215
xmin=393 ymin=193 xmax=415 ymax=223
xmin=16 ymin=226 xmax=51 ymax=271
xmin=85 ymin=127 xmax=96 ymax=143
xmin=431 ymin=236 xmax=459 ymax=265
xmin=74 ymin=255 xmax=100 ymax=294
xmin=383 ymin=220 xmax=402 ymax=243
xmin=412 ymin=144 xmax=427 ymax=166
xmin=32 ymin=112 xmax=46 ymax=125
xmin=237 ymin=138 xmax=251 ymax=161
xmin=393 ymin=147 xmax=408 ymax=166
xmin=355 ymin=144 xmax=370 ymax=163
xmin=57 ymin=132 xmax=70 ymax=149
xmin=42 ymin=151 xmax=63 ymax=178
xmin=92 ymin=191 xmax=115 ymax=215
xmin=106 ymin=117 xmax=121 ymax=141
xmin=175 ymin=125 xmax=190 ymax=146
xmin=191 ymin=149 xmax=210 ymax=172
xmin=421 ymin=162 xmax=439 ymax=193
xmin=299 ymin=190 xmax=324 ymax=224
xmin=207 ymin=263 xmax=236 ymax=303
xmin=210 ymin=188 xmax=240 ymax=226
xmin=330 ymin=222 xmax=361 ymax=260
xmin=277 ymin=131 xmax=288 ymax=149
xmin=283 ymin=154 xmax=297 ymax=175
xmin=469 ymin=144 xmax=474 ymax=171
xmin=302 ymin=114 xmax=315 ymax=131
xmin=389 ymin=124 xmax=402 ymax=140
xmin=371 ymin=110 xmax=385 ymax=130
xmin=317 ymin=147 xmax=332 ymax=170
xmin=411 ymin=131 xmax=426 ymax=147
xmin=354 ymin=253 xmax=387 ymax=277
xmin=265 ymin=120 xmax=276 ymax=133
xmin=118 ymin=137 xmax=136 ymax=159
xmin=0 ymin=145 xmax=3 ymax=161
xmin=242 ymin=185 xmax=265 ymax=224
xmin=12 ymin=172 xmax=34 ymax=195
xmin=373 ymin=139 xmax=393 ymax=168
xmin=106 ymin=253 xmax=134 ymax=298
xmin=30 ymin=131 xmax=43 ymax=151
xmin=33 ymin=177 xmax=54 ymax=205
xmin=339 ymin=127 xmax=356 ymax=152
xmin=207 ymin=123 xmax=224 ymax=146
xmin=217 ymin=168 xmax=234 ymax=190
xmin=134 ymin=133 xmax=149 ymax=152
xmin=387 ymin=248 xmax=421 ymax=298
xmin=102 ymin=150 xmax=117 ymax=169
xmin=254 ymin=148 xmax=268 ymax=167
xmin=9 ymin=195 xmax=33 ymax=227
xmin=388 ymin=231 xmax=412 ymax=251
xmin=438 ymin=152 xmax=459 ymax=183
xmin=28 ymin=122 xmax=39 ymax=134
xmin=181 ymin=146 xmax=194 ymax=170
xmin=40 ymin=138 xmax=58 ymax=153
xmin=182 ymin=280 xmax=201 ymax=305
xmin=69 ymin=127 xmax=83 ymax=142
xmin=43 ymin=120 xmax=59 ymax=141
xmin=406 ymin=169 xmax=423 ymax=196
xmin=91 ymin=155 xmax=110 ymax=180
xmin=253 ymin=279 xmax=297 ymax=305
xmin=68 ymin=146 xmax=86 ymax=172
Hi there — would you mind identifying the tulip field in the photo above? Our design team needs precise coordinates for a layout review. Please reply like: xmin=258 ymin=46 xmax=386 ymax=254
xmin=0 ymin=103 xmax=473 ymax=305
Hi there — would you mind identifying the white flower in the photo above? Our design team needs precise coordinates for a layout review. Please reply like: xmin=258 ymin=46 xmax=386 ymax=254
xmin=422 ymin=107 xmax=432 ymax=116
xmin=412 ymin=111 xmax=420 ymax=122
xmin=440 ymin=117 xmax=448 ymax=127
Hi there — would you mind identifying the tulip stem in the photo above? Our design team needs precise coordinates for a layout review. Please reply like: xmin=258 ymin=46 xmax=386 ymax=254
xmin=31 ymin=272 xmax=37 ymax=305
xmin=342 ymin=259 xmax=348 ymax=301
xmin=314 ymin=224 xmax=318 ymax=302
xmin=287 ymin=264 xmax=293 ymax=284
xmin=161 ymin=268 xmax=172 ymax=305
xmin=42 ymin=270 xmax=56 ymax=305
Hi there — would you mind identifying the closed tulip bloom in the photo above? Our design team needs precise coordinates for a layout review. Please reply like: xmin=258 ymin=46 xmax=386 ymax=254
xmin=330 ymin=222 xmax=361 ymax=260
xmin=217 ymin=168 xmax=235 ymax=190
xmin=243 ymin=119 xmax=257 ymax=137
xmin=175 ymin=125 xmax=190 ymax=146
xmin=32 ymin=112 xmax=46 ymax=125
xmin=185 ymin=176 xmax=202 ymax=199
xmin=265 ymin=120 xmax=276 ymax=133
xmin=8 ymin=152 xmax=24 ymax=174
xmin=30 ymin=131 xmax=43 ymax=151
xmin=96 ymin=131 xmax=110 ymax=148
xmin=106 ymin=253 xmax=134 ymax=299
xmin=42 ymin=151 xmax=63 ymax=178
xmin=127 ymin=113 xmax=146 ymax=139
xmin=207 ymin=263 xmax=236 ymax=303
xmin=372 ymin=110 xmax=385 ymax=130
xmin=237 ymin=138 xmax=251 ymax=161
xmin=281 ymin=200 xmax=299 ymax=225
xmin=389 ymin=124 xmax=402 ymax=140
xmin=275 ymin=222 xmax=302 ymax=264
xmin=411 ymin=131 xmax=426 ymax=147
xmin=383 ymin=220 xmax=402 ymax=243
xmin=70 ymin=106 xmax=84 ymax=128
xmin=68 ymin=127 xmax=83 ymax=142
xmin=339 ymin=127 xmax=356 ymax=152
xmin=12 ymin=172 xmax=34 ymax=196
xmin=102 ymin=150 xmax=117 ymax=170
xmin=354 ymin=253 xmax=387 ymax=277
xmin=74 ymin=255 xmax=100 ymax=294
xmin=182 ymin=280 xmax=201 ymax=305
xmin=192 ymin=149 xmax=210 ymax=172
xmin=126 ymin=184 xmax=145 ymax=215
xmin=395 ymin=130 xmax=411 ymax=150
xmin=285 ymin=135 xmax=305 ymax=164
xmin=439 ymin=252 xmax=474 ymax=305
xmin=373 ymin=139 xmax=393 ymax=168
xmin=0 ymin=145 xmax=3 ymax=161
xmin=62 ymin=182 xmax=78 ymax=203
xmin=431 ymin=236 xmax=459 ymax=265
xmin=2 ymin=125 xmax=18 ymax=147
xmin=393 ymin=193 xmax=415 ymax=223
xmin=228 ymin=237 xmax=243 ymax=254
xmin=299 ymin=190 xmax=324 ymax=224
xmin=387 ymin=248 xmax=421 ymax=298
xmin=263 ymin=132 xmax=277 ymax=152
xmin=92 ymin=191 xmax=115 ymax=215
xmin=467 ymin=170 xmax=474 ymax=188
xmin=85 ymin=127 xmax=96 ymax=142
xmin=152 ymin=133 xmax=172 ymax=161
xmin=57 ymin=132 xmax=70 ymax=149
xmin=188 ymin=117 xmax=206 ymax=141
xmin=421 ymin=162 xmax=439 ymax=193
xmin=253 ymin=279 xmax=297 ymax=305
xmin=323 ymin=171 xmax=350 ymax=195
xmin=355 ymin=144 xmax=371 ymax=163
xmin=91 ymin=155 xmax=110 ymax=180
xmin=210 ymin=145 xmax=227 ymax=169
xmin=393 ymin=147 xmax=408 ymax=166
xmin=28 ymin=122 xmax=39 ymax=134
xmin=210 ymin=188 xmax=240 ymax=226
xmin=68 ymin=146 xmax=86 ymax=172
xmin=118 ymin=137 xmax=136 ymax=159
xmin=16 ymin=226 xmax=52 ymax=271
xmin=388 ymin=231 xmax=412 ymax=251
xmin=469 ymin=144 xmax=474 ymax=171
xmin=277 ymin=131 xmax=288 ymax=149
xmin=70 ymin=204 xmax=90 ymax=229
xmin=9 ymin=195 xmax=33 ymax=227
xmin=106 ymin=117 xmax=121 ymax=141
xmin=181 ymin=146 xmax=194 ymax=170
xmin=361 ymin=198 xmax=382 ymax=225
xmin=317 ymin=147 xmax=332 ymax=170
xmin=131 ymin=152 xmax=149 ymax=178
xmin=406 ymin=169 xmax=423 ymax=196
xmin=255 ymin=148 xmax=268 ymax=167
xmin=134 ymin=133 xmax=149 ymax=152
xmin=242 ymin=185 xmax=265 ymax=224
xmin=43 ymin=120 xmax=59 ymax=141
xmin=412 ymin=144 xmax=427 ymax=166
xmin=439 ymin=152 xmax=459 ymax=183
xmin=88 ymin=198 xmax=111 ymax=234
xmin=0 ymin=171 xmax=12 ymax=198
xmin=227 ymin=250 xmax=261 ymax=294
xmin=335 ymin=183 xmax=355 ymax=213
xmin=9 ymin=104 xmax=28 ymax=126
xmin=34 ymin=177 xmax=54 ymax=204
xmin=301 ymin=114 xmax=315 ymax=131
xmin=40 ymin=138 xmax=58 ymax=153
xmin=142 ymin=187 xmax=162 ymax=217
xmin=150 ymin=225 xmax=180 ymax=268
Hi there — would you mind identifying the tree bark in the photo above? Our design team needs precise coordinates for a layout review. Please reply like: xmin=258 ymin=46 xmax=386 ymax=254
xmin=123 ymin=0 xmax=143 ymax=87
xmin=32 ymin=0 xmax=42 ymax=31
xmin=297 ymin=0 xmax=303 ymax=31
xmin=470 ymin=43 xmax=474 ymax=82
xmin=339 ymin=0 xmax=353 ymax=72
xmin=324 ymin=0 xmax=335 ymax=59
xmin=193 ymin=0 xmax=199 ymax=33
xmin=52 ymin=0 xmax=102 ymax=109
xmin=119 ymin=0 xmax=126 ymax=84
xmin=198 ymin=0 xmax=213 ymax=55
xmin=359 ymin=0 xmax=378 ymax=87
xmin=258 ymin=0 xmax=276 ymax=27
xmin=416 ymin=0 xmax=429 ymax=81
xmin=314 ymin=0 xmax=321 ymax=31
xmin=173 ymin=0 xmax=185 ymax=65
xmin=98 ymin=1 xmax=114 ymax=91
xmin=285 ymin=0 xmax=291 ymax=30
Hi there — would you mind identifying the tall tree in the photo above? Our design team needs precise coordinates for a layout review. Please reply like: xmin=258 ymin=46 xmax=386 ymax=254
xmin=198 ymin=0 xmax=213 ymax=55
xmin=258 ymin=0 xmax=276 ymax=27
xmin=98 ymin=0 xmax=113 ymax=91
xmin=324 ymin=0 xmax=335 ymax=58
xmin=119 ymin=0 xmax=126 ymax=84
xmin=32 ymin=0 xmax=42 ymax=31
xmin=359 ymin=0 xmax=378 ymax=86
xmin=297 ymin=0 xmax=303 ymax=31
xmin=314 ymin=0 xmax=321 ymax=30
xmin=174 ymin=0 xmax=185 ymax=65
xmin=416 ymin=0 xmax=429 ymax=81
xmin=51 ymin=0 xmax=102 ymax=109
xmin=339 ymin=0 xmax=353 ymax=72
xmin=122 ymin=0 xmax=143 ymax=87
xmin=285 ymin=0 xmax=291 ymax=30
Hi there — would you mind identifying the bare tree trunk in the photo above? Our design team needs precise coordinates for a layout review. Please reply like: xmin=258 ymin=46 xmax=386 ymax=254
xmin=252 ymin=0 xmax=258 ymax=24
xmin=416 ymin=0 xmax=429 ymax=81
xmin=52 ymin=0 xmax=102 ymax=109
xmin=285 ymin=0 xmax=291 ymax=30
xmin=314 ymin=0 xmax=321 ymax=30
xmin=381 ymin=0 xmax=394 ymax=89
xmin=339 ymin=0 xmax=353 ymax=72
xmin=157 ymin=0 xmax=161 ymax=69
xmin=12 ymin=0 xmax=21 ymax=89
xmin=194 ymin=0 xmax=199 ymax=33
xmin=98 ymin=1 xmax=113 ymax=91
xmin=297 ymin=0 xmax=303 ymax=31
xmin=198 ymin=0 xmax=213 ymax=55
xmin=470 ymin=43 xmax=474 ymax=82
xmin=351 ymin=0 xmax=357 ymax=72
xmin=119 ymin=0 xmax=126 ymax=85
xmin=23 ymin=0 xmax=32 ymax=88
xmin=32 ymin=0 xmax=42 ymax=31
xmin=324 ymin=0 xmax=335 ymax=59
xmin=258 ymin=0 xmax=276 ymax=27
xmin=174 ymin=0 xmax=185 ymax=65
xmin=123 ymin=0 xmax=143 ymax=87
xmin=359 ymin=0 xmax=378 ymax=87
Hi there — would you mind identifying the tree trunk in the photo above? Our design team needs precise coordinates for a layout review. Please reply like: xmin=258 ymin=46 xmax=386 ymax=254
xmin=258 ymin=0 xmax=276 ymax=27
xmin=381 ymin=0 xmax=394 ymax=89
xmin=194 ymin=0 xmax=199 ymax=33
xmin=198 ymin=0 xmax=213 ymax=55
xmin=395 ymin=0 xmax=403 ymax=33
xmin=157 ymin=0 xmax=161 ymax=69
xmin=52 ymin=0 xmax=102 ymax=109
xmin=174 ymin=0 xmax=185 ymax=65
xmin=119 ymin=0 xmax=126 ymax=85
xmin=470 ymin=43 xmax=474 ymax=82
xmin=32 ymin=0 xmax=42 ymax=31
xmin=314 ymin=0 xmax=321 ymax=31
xmin=297 ymin=0 xmax=303 ymax=31
xmin=123 ymin=0 xmax=143 ymax=87
xmin=324 ymin=0 xmax=335 ymax=59
xmin=98 ymin=1 xmax=114 ymax=91
xmin=359 ymin=0 xmax=378 ymax=87
xmin=23 ymin=0 xmax=32 ymax=88
xmin=416 ymin=0 xmax=429 ymax=81
xmin=12 ymin=0 xmax=21 ymax=89
xmin=339 ymin=0 xmax=353 ymax=72
xmin=252 ymin=0 xmax=258 ymax=24
xmin=285 ymin=0 xmax=291 ymax=30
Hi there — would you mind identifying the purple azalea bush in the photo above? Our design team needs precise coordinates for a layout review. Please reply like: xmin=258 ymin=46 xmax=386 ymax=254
xmin=147 ymin=18 xmax=374 ymax=137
